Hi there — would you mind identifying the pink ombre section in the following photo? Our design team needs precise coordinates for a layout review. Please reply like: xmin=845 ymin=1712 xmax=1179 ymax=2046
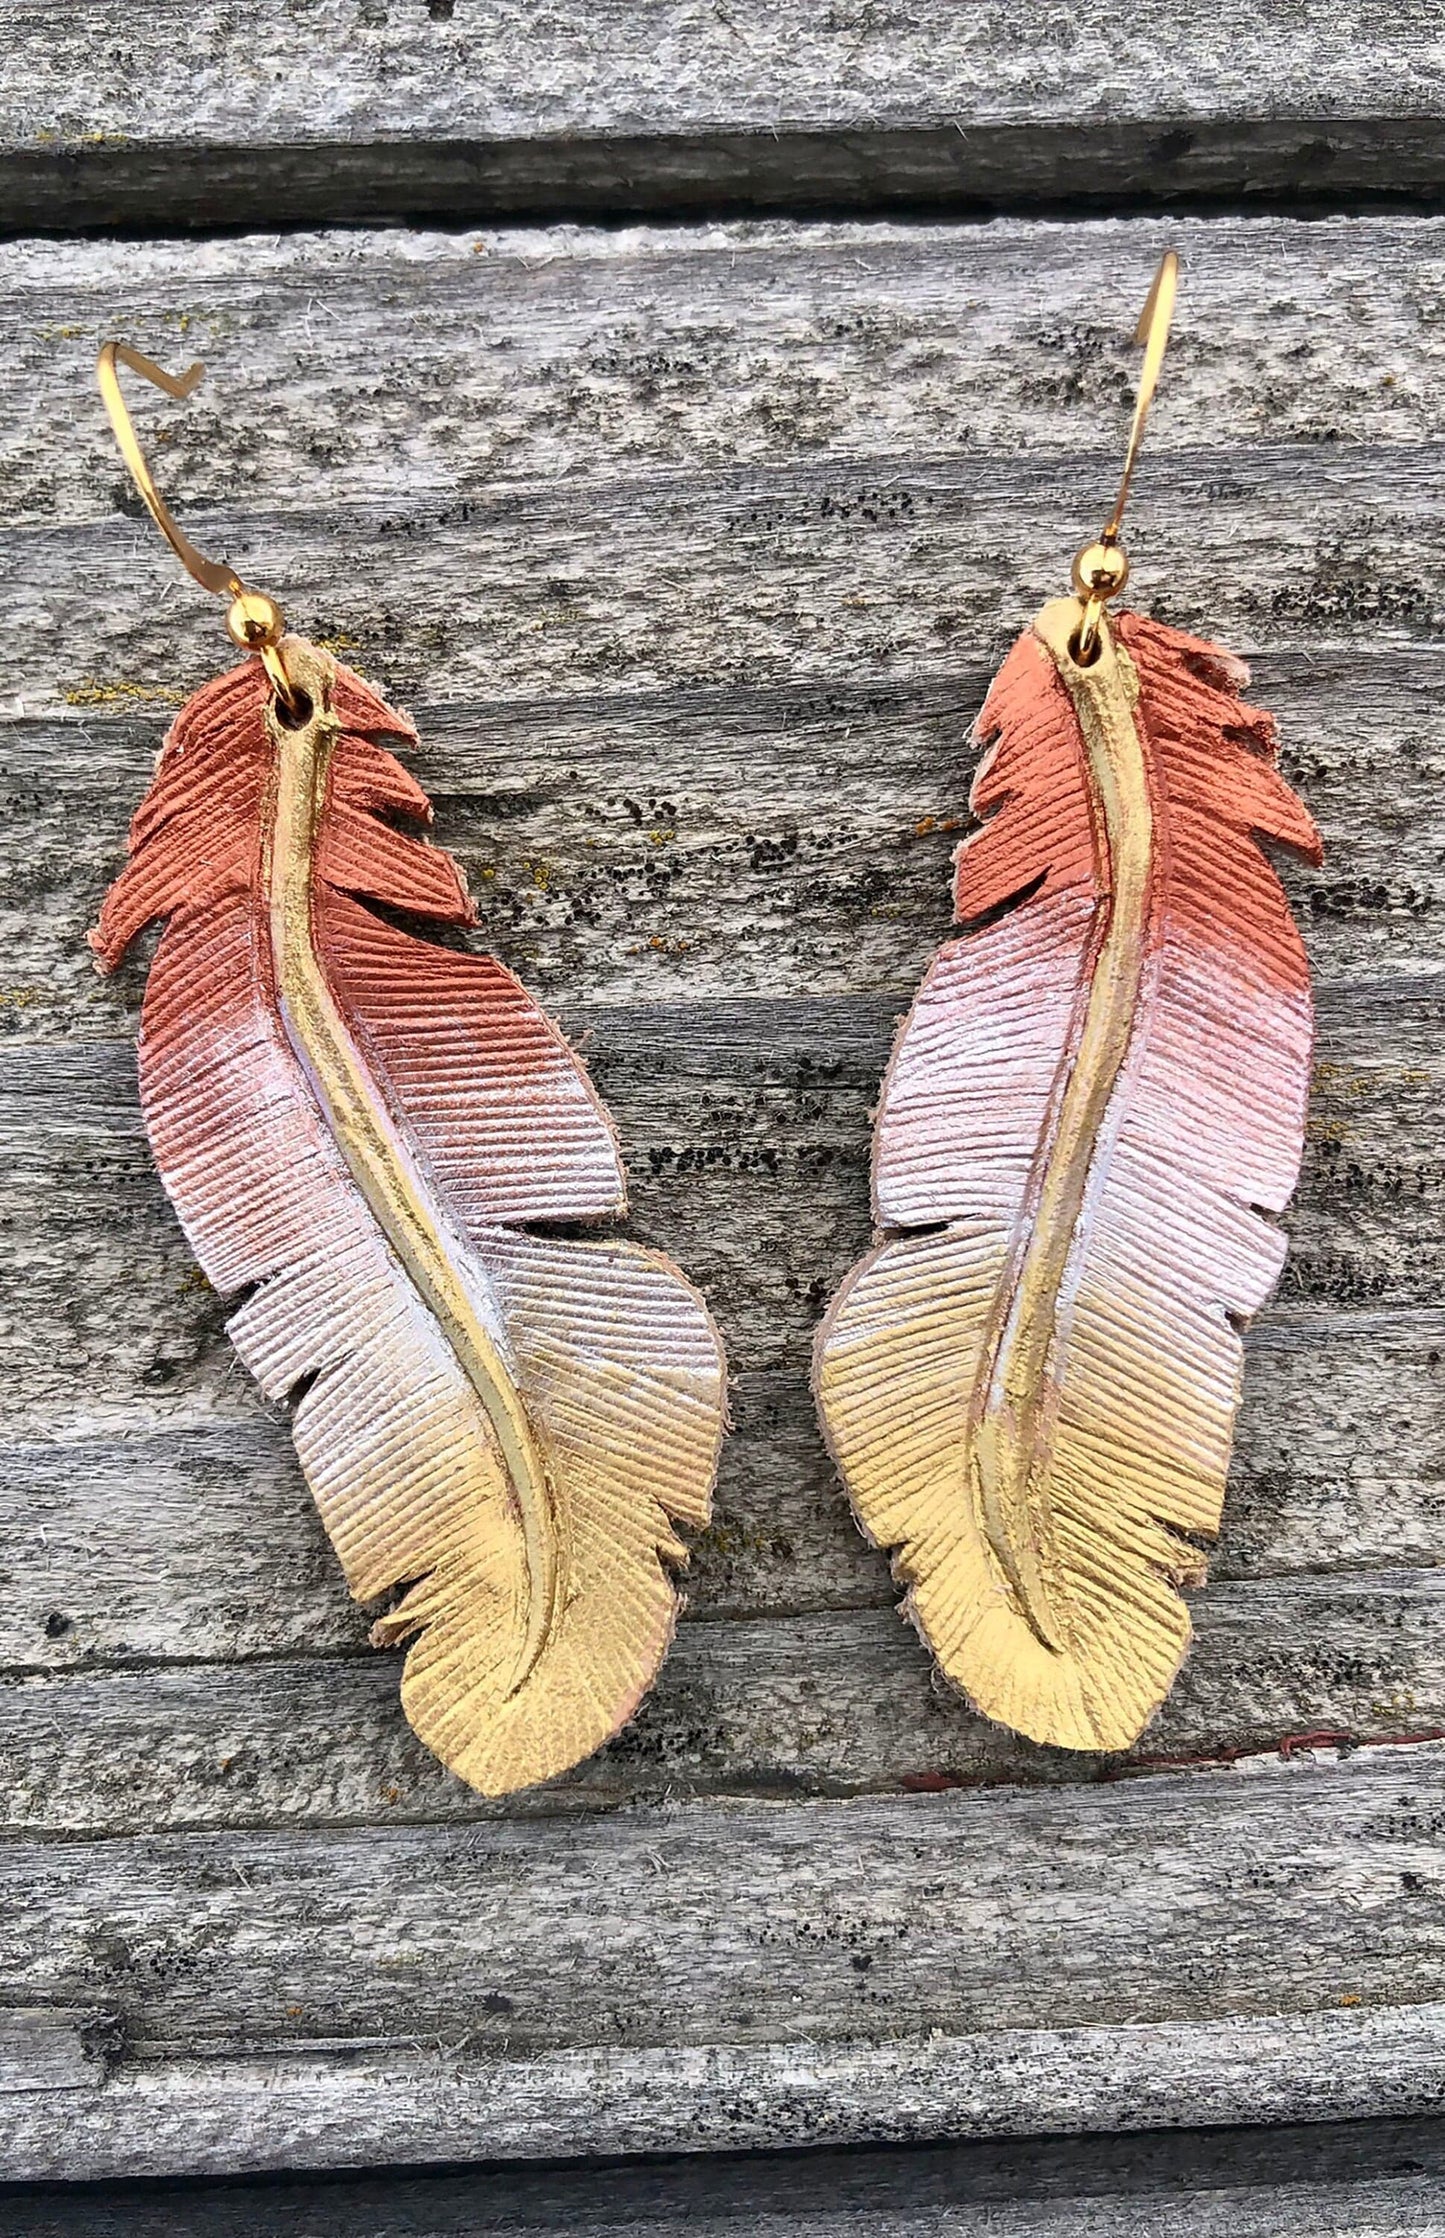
xmin=92 ymin=657 xmax=626 ymax=1227
xmin=878 ymin=635 xmax=1101 ymax=1234
xmin=879 ymin=618 xmax=1320 ymax=1237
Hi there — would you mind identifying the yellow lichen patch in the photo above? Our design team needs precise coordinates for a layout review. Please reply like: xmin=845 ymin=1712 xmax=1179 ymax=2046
xmin=1311 ymin=1059 xmax=1373 ymax=1101
xmin=65 ymin=679 xmax=188 ymax=709
xmin=33 ymin=128 xmax=130 ymax=146
xmin=1309 ymin=1058 xmax=1436 ymax=1101
xmin=0 ymin=987 xmax=46 ymax=1012
xmin=698 ymin=1516 xmax=784 ymax=1563
xmin=1308 ymin=1058 xmax=1436 ymax=1140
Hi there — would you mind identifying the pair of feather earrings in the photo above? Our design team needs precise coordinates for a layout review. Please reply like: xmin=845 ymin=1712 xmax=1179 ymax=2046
xmin=90 ymin=253 xmax=1320 ymax=1795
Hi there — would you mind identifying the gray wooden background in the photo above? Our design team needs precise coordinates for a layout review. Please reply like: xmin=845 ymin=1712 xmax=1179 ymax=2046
xmin=3 ymin=5 xmax=1445 ymax=2230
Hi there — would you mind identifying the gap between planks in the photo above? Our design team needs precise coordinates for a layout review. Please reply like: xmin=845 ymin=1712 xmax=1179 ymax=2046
xmin=11 ymin=2114 xmax=1445 ymax=2237
xmin=5 ymin=3 xmax=1445 ymax=231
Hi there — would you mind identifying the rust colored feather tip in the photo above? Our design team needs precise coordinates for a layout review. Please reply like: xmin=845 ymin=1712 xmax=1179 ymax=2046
xmin=814 ymin=602 xmax=1321 ymax=1754
xmin=93 ymin=639 xmax=727 ymax=1796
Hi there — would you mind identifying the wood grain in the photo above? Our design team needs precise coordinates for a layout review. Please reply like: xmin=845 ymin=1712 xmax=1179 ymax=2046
xmin=12 ymin=2000 xmax=1445 ymax=2187
xmin=3 ymin=3 xmax=1445 ymax=227
xmin=7 ymin=1573 xmax=1445 ymax=1835
xmin=19 ymin=2117 xmax=1445 ymax=2238
xmin=3 ymin=1314 xmax=1442 ymax=1657
xmin=2 ymin=1744 xmax=1445 ymax=2177
xmin=4 ymin=213 xmax=1445 ymax=2175
xmin=0 ymin=2009 xmax=113 ymax=2096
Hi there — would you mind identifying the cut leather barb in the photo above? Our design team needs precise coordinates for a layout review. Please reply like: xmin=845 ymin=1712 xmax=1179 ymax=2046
xmin=92 ymin=639 xmax=726 ymax=1796
xmin=814 ymin=602 xmax=1322 ymax=1752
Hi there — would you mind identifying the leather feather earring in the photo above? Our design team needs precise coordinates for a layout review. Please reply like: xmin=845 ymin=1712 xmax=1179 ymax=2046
xmin=90 ymin=344 xmax=727 ymax=1797
xmin=813 ymin=255 xmax=1322 ymax=1754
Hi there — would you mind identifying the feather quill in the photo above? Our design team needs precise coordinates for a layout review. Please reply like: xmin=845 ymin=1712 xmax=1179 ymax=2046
xmin=813 ymin=603 xmax=1322 ymax=1752
xmin=92 ymin=638 xmax=726 ymax=1795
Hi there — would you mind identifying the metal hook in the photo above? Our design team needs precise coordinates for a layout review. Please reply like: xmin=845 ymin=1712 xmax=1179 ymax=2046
xmin=96 ymin=342 xmax=302 ymax=711
xmin=1071 ymin=249 xmax=1180 ymax=665
xmin=1103 ymin=249 xmax=1178 ymax=545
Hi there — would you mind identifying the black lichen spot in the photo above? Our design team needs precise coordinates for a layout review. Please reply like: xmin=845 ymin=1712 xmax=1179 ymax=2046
xmin=44 ymin=1612 xmax=71 ymax=1639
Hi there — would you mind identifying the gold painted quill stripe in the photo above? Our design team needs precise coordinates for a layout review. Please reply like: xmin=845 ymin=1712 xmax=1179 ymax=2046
xmin=266 ymin=646 xmax=562 ymax=1689
xmin=970 ymin=601 xmax=1152 ymax=1652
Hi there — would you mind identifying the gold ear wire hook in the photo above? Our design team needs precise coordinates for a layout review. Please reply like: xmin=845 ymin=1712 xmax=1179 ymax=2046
xmin=96 ymin=342 xmax=303 ymax=713
xmin=1070 ymin=249 xmax=1180 ymax=666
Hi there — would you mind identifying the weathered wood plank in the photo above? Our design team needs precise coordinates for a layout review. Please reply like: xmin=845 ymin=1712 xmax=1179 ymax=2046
xmin=6 ymin=1573 xmax=1445 ymax=1834
xmin=3 ymin=3 xmax=1445 ymax=227
xmin=72 ymin=1755 xmax=1445 ymax=2049
xmin=7 ymin=220 xmax=1445 ymax=564
xmin=23 ymin=436 xmax=1441 ymax=703
xmin=0 ymin=2009 xmax=113 ymax=2096
xmin=18 ymin=2116 xmax=1445 ymax=2238
xmin=12 ymin=2004 xmax=1445 ymax=2187
xmin=16 ymin=0 xmax=1445 ymax=145
xmin=1 ymin=997 xmax=1438 ymax=1619
xmin=1 ymin=1745 xmax=1445 ymax=2175
xmin=2 ymin=1313 xmax=1441 ymax=1662
xmin=5 ymin=226 xmax=1443 ymax=740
